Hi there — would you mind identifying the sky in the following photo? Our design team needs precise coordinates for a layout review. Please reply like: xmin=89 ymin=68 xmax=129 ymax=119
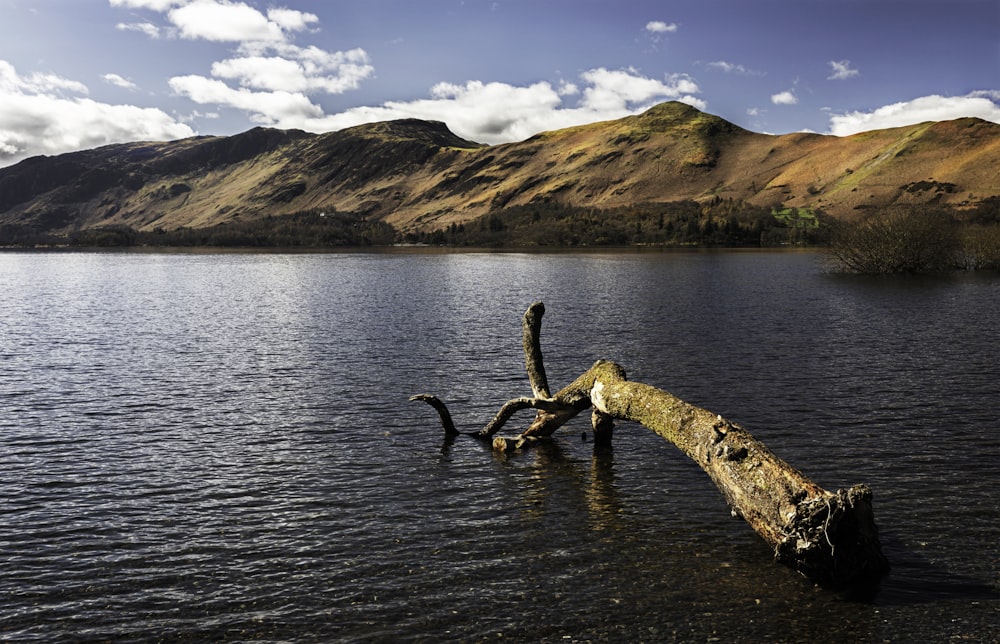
xmin=1 ymin=0 xmax=998 ymax=167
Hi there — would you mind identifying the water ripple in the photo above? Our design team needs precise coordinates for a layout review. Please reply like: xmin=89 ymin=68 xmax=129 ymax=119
xmin=0 ymin=251 xmax=997 ymax=642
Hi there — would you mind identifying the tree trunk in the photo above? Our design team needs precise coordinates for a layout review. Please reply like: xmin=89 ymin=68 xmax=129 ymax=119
xmin=411 ymin=302 xmax=889 ymax=589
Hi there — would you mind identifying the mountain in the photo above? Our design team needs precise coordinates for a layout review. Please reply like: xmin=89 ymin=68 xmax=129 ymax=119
xmin=2 ymin=101 xmax=998 ymax=240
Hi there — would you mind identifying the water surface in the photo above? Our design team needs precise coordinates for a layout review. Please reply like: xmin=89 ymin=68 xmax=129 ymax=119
xmin=1 ymin=250 xmax=997 ymax=641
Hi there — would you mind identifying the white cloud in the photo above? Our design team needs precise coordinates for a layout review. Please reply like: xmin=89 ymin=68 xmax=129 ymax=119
xmin=116 ymin=21 xmax=161 ymax=38
xmin=266 ymin=8 xmax=319 ymax=33
xmin=109 ymin=0 xmax=182 ymax=10
xmin=969 ymin=89 xmax=1000 ymax=101
xmin=579 ymin=68 xmax=697 ymax=112
xmin=827 ymin=60 xmax=859 ymax=80
xmin=172 ymin=45 xmax=374 ymax=116
xmin=1 ymin=62 xmax=91 ymax=96
xmin=706 ymin=61 xmax=744 ymax=74
xmin=213 ymin=45 xmax=374 ymax=93
xmin=828 ymin=93 xmax=1000 ymax=136
xmin=211 ymin=56 xmax=308 ymax=92
xmin=206 ymin=53 xmax=371 ymax=95
xmin=645 ymin=20 xmax=678 ymax=34
xmin=771 ymin=90 xmax=797 ymax=105
xmin=0 ymin=60 xmax=194 ymax=166
xmin=289 ymin=45 xmax=371 ymax=78
xmin=678 ymin=95 xmax=708 ymax=112
xmin=168 ymin=0 xmax=285 ymax=42
xmin=168 ymin=75 xmax=323 ymax=124
xmin=181 ymin=109 xmax=220 ymax=122
xmin=102 ymin=73 xmax=138 ymax=90
xmin=704 ymin=60 xmax=763 ymax=76
xmin=557 ymin=80 xmax=579 ymax=96
xmin=111 ymin=0 xmax=317 ymax=42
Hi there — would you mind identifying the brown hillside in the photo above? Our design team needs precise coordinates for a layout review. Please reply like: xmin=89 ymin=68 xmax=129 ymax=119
xmin=1 ymin=101 xmax=998 ymax=236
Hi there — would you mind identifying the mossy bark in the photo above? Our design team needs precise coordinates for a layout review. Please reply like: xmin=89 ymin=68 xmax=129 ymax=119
xmin=412 ymin=302 xmax=889 ymax=589
xmin=585 ymin=361 xmax=887 ymax=587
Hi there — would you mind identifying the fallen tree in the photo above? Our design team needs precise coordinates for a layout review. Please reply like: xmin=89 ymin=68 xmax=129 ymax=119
xmin=411 ymin=302 xmax=889 ymax=589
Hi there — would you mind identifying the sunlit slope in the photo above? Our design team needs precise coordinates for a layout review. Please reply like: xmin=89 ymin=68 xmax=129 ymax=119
xmin=2 ymin=102 xmax=997 ymax=235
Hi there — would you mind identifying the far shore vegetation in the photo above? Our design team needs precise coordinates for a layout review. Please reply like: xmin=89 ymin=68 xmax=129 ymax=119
xmin=2 ymin=197 xmax=999 ymax=274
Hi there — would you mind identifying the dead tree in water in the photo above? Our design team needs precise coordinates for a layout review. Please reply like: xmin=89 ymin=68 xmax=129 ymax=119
xmin=411 ymin=302 xmax=889 ymax=589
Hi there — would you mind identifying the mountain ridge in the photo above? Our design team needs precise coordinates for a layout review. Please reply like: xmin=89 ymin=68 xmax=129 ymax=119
xmin=1 ymin=101 xmax=998 ymax=239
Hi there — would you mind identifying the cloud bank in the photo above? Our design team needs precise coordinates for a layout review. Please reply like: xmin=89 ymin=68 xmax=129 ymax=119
xmin=0 ymin=61 xmax=194 ymax=166
xmin=828 ymin=93 xmax=1000 ymax=136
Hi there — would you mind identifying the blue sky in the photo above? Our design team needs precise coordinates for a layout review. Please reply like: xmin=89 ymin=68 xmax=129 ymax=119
xmin=1 ymin=0 xmax=998 ymax=166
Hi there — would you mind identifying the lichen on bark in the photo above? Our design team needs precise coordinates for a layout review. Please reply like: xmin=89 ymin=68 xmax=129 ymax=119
xmin=411 ymin=302 xmax=889 ymax=589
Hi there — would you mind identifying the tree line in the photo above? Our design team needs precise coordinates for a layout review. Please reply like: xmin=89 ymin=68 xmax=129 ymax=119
xmin=0 ymin=210 xmax=396 ymax=248
xmin=0 ymin=199 xmax=825 ymax=249
xmin=3 ymin=198 xmax=1000 ymax=274
xmin=404 ymin=198 xmax=827 ymax=248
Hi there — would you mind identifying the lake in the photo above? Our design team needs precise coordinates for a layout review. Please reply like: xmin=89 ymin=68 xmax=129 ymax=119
xmin=1 ymin=249 xmax=997 ymax=642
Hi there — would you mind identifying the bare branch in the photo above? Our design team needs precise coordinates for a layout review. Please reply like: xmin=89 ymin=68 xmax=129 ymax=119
xmin=477 ymin=396 xmax=566 ymax=438
xmin=408 ymin=394 xmax=460 ymax=436
xmin=410 ymin=393 xmax=567 ymax=439
xmin=522 ymin=301 xmax=551 ymax=399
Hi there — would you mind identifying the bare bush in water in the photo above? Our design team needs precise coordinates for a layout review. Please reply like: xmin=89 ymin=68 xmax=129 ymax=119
xmin=826 ymin=206 xmax=964 ymax=274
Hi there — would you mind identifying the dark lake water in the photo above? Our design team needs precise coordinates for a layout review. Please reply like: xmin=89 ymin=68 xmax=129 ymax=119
xmin=1 ymin=249 xmax=998 ymax=642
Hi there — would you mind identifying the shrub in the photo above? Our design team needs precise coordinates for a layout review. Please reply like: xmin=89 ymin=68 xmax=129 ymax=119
xmin=960 ymin=224 xmax=1000 ymax=270
xmin=826 ymin=206 xmax=962 ymax=274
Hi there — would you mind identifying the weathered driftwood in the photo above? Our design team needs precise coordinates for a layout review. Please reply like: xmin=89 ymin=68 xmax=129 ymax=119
xmin=411 ymin=302 xmax=889 ymax=588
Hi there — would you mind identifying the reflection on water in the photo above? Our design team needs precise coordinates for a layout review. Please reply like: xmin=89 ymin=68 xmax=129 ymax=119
xmin=0 ymin=249 xmax=997 ymax=641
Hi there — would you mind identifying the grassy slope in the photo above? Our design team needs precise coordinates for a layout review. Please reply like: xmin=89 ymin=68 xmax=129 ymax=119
xmin=1 ymin=103 xmax=998 ymax=236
